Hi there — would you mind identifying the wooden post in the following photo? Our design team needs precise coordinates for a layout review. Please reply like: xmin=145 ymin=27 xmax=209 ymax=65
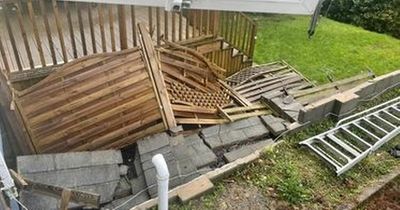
xmin=98 ymin=4 xmax=107 ymax=52
xmin=77 ymin=3 xmax=88 ymax=55
xmin=118 ymin=5 xmax=128 ymax=50
xmin=3 ymin=7 xmax=23 ymax=70
xmin=131 ymin=6 xmax=137 ymax=46
xmin=16 ymin=0 xmax=34 ymax=69
xmin=64 ymin=1 xmax=78 ymax=59
xmin=88 ymin=3 xmax=97 ymax=54
xmin=108 ymin=5 xmax=116 ymax=51
xmin=52 ymin=0 xmax=68 ymax=63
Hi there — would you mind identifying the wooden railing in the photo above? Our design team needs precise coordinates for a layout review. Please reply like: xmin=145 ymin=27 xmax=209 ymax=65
xmin=0 ymin=0 xmax=256 ymax=75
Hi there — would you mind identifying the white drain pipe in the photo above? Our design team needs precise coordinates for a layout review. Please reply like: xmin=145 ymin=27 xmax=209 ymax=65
xmin=152 ymin=154 xmax=170 ymax=210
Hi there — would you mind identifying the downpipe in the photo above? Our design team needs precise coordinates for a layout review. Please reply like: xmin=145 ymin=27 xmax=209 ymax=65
xmin=152 ymin=154 xmax=170 ymax=210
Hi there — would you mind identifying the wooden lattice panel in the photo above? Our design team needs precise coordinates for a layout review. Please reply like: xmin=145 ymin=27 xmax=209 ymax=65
xmin=170 ymin=83 xmax=230 ymax=108
xmin=15 ymin=48 xmax=165 ymax=153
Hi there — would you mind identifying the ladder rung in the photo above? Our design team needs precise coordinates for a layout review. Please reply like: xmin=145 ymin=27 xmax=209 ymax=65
xmin=373 ymin=114 xmax=396 ymax=130
xmin=353 ymin=123 xmax=380 ymax=142
xmin=326 ymin=134 xmax=360 ymax=157
xmin=318 ymin=137 xmax=352 ymax=161
xmin=363 ymin=118 xmax=388 ymax=135
xmin=305 ymin=141 xmax=342 ymax=170
xmin=382 ymin=110 xmax=400 ymax=122
xmin=342 ymin=127 xmax=372 ymax=147
xmin=391 ymin=106 xmax=400 ymax=114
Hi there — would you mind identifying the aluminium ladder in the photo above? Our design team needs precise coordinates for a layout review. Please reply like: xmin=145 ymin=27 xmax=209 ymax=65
xmin=300 ymin=96 xmax=400 ymax=175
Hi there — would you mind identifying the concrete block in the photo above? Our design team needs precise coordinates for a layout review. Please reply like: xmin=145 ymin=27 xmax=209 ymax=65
xmin=223 ymin=146 xmax=253 ymax=163
xmin=137 ymin=132 xmax=170 ymax=155
xmin=250 ymin=139 xmax=274 ymax=151
xmin=203 ymin=136 xmax=223 ymax=149
xmin=200 ymin=125 xmax=220 ymax=138
xmin=334 ymin=92 xmax=360 ymax=117
xmin=261 ymin=115 xmax=287 ymax=136
xmin=77 ymin=181 xmax=119 ymax=204
xmin=242 ymin=124 xmax=269 ymax=139
xmin=219 ymin=130 xmax=248 ymax=146
xmin=17 ymin=154 xmax=56 ymax=174
xmin=23 ymin=164 xmax=121 ymax=187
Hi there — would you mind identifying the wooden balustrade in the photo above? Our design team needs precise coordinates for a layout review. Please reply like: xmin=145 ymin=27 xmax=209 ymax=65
xmin=0 ymin=0 xmax=257 ymax=76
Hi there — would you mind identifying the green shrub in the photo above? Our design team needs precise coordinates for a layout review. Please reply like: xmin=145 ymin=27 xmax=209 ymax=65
xmin=323 ymin=0 xmax=400 ymax=38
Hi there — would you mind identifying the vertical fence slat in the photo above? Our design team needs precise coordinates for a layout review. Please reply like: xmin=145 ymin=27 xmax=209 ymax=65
xmin=164 ymin=10 xmax=169 ymax=41
xmin=249 ymin=24 xmax=257 ymax=58
xmin=98 ymin=4 xmax=107 ymax=52
xmin=77 ymin=3 xmax=88 ymax=56
xmin=28 ymin=0 xmax=46 ymax=67
xmin=192 ymin=11 xmax=197 ymax=38
xmin=88 ymin=3 xmax=97 ymax=54
xmin=108 ymin=5 xmax=116 ymax=52
xmin=64 ymin=1 xmax=78 ymax=59
xmin=241 ymin=16 xmax=248 ymax=52
xmin=16 ymin=1 xmax=34 ymax=69
xmin=148 ymin=7 xmax=153 ymax=37
xmin=185 ymin=11 xmax=189 ymax=39
xmin=3 ymin=6 xmax=23 ymax=70
xmin=118 ymin=5 xmax=128 ymax=50
xmin=172 ymin=11 xmax=176 ymax=42
xmin=205 ymin=10 xmax=210 ymax=35
xmin=0 ymin=35 xmax=10 ymax=73
xmin=179 ymin=12 xmax=183 ymax=41
xmin=199 ymin=10 xmax=203 ymax=36
xmin=52 ymin=0 xmax=68 ymax=63
xmin=131 ymin=6 xmax=137 ymax=46
xmin=156 ymin=7 xmax=161 ymax=45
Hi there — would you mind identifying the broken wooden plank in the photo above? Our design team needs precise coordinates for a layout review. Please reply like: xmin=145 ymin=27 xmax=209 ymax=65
xmin=218 ymin=79 xmax=252 ymax=106
xmin=176 ymin=118 xmax=229 ymax=125
xmin=138 ymin=23 xmax=177 ymax=130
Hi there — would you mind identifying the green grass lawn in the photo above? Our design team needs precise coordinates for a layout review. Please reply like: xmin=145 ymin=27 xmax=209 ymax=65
xmin=253 ymin=15 xmax=400 ymax=84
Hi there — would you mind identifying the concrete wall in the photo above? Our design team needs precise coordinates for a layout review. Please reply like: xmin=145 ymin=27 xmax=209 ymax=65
xmin=298 ymin=70 xmax=400 ymax=123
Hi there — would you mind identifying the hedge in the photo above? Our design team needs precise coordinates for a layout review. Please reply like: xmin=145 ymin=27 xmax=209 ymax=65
xmin=323 ymin=0 xmax=400 ymax=38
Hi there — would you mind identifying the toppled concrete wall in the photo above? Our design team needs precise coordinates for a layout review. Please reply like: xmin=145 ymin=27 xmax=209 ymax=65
xmin=18 ymin=150 xmax=124 ymax=210
xmin=298 ymin=70 xmax=400 ymax=123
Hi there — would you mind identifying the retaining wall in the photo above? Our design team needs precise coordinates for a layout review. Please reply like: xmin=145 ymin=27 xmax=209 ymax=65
xmin=298 ymin=70 xmax=400 ymax=123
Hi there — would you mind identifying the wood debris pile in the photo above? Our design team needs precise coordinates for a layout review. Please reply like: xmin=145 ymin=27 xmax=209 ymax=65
xmin=10 ymin=25 xmax=374 ymax=153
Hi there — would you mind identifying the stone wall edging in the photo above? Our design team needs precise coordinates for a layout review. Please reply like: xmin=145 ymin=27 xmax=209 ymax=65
xmin=298 ymin=70 xmax=400 ymax=123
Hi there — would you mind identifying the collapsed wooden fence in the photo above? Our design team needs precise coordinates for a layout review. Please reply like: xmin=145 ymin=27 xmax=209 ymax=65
xmin=0 ymin=0 xmax=257 ymax=76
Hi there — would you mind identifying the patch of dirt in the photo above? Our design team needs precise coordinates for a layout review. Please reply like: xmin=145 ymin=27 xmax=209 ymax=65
xmin=187 ymin=181 xmax=295 ymax=210
xmin=360 ymin=176 xmax=400 ymax=210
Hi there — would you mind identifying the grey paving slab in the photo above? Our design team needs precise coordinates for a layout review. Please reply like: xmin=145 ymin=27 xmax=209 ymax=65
xmin=203 ymin=136 xmax=224 ymax=149
xmin=77 ymin=181 xmax=119 ymax=204
xmin=17 ymin=154 xmax=56 ymax=174
xmin=137 ymin=132 xmax=170 ymax=155
xmin=242 ymin=124 xmax=269 ymax=139
xmin=22 ymin=164 xmax=121 ymax=187
xmin=223 ymin=139 xmax=273 ymax=163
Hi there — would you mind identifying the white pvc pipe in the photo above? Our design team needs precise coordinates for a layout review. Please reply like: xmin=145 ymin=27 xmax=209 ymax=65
xmin=152 ymin=154 xmax=170 ymax=210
